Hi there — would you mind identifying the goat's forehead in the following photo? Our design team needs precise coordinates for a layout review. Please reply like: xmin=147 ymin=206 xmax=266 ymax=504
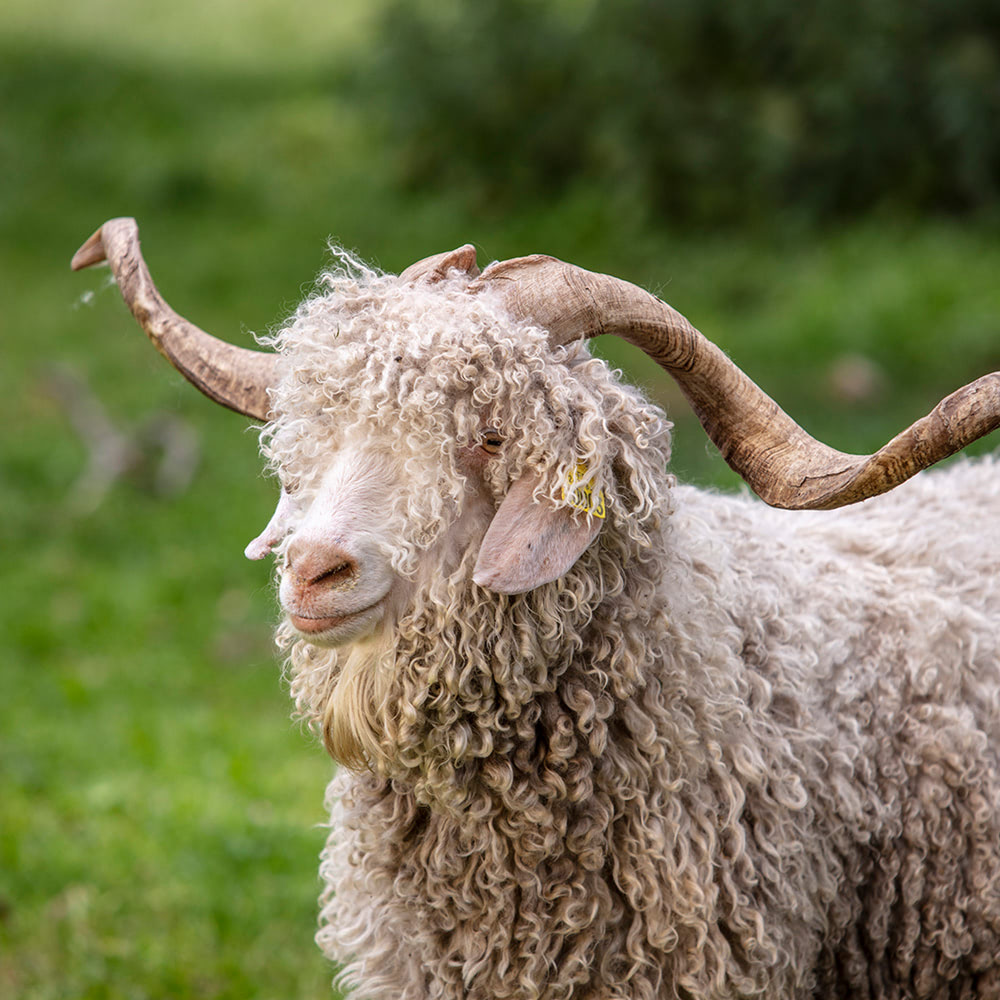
xmin=271 ymin=283 xmax=568 ymax=426
xmin=294 ymin=442 xmax=400 ymax=509
xmin=280 ymin=278 xmax=542 ymax=357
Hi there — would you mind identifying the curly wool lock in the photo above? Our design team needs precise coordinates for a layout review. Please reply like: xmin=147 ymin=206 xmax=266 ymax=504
xmin=256 ymin=258 xmax=1000 ymax=999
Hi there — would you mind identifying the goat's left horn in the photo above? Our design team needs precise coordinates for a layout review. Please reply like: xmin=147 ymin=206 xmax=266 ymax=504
xmin=474 ymin=254 xmax=1000 ymax=511
xmin=72 ymin=218 xmax=277 ymax=420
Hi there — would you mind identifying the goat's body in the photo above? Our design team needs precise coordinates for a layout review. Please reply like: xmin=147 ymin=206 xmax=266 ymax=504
xmin=318 ymin=457 xmax=1000 ymax=1000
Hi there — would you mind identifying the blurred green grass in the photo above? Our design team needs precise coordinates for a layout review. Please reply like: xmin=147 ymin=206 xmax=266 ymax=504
xmin=2 ymin=3 xmax=999 ymax=998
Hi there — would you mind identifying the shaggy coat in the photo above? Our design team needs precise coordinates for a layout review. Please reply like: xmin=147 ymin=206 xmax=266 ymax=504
xmin=256 ymin=259 xmax=1000 ymax=1000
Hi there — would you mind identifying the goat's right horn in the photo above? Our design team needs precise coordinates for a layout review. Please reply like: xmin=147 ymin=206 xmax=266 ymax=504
xmin=399 ymin=244 xmax=480 ymax=285
xmin=72 ymin=218 xmax=278 ymax=420
xmin=474 ymin=254 xmax=1000 ymax=511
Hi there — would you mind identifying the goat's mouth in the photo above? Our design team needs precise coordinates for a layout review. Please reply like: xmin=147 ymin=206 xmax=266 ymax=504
xmin=286 ymin=600 xmax=385 ymax=645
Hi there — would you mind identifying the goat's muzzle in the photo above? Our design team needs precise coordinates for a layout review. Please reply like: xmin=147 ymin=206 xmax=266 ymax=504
xmin=280 ymin=537 xmax=391 ymax=645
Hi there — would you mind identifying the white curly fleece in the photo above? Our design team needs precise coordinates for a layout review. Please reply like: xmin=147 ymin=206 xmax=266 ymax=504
xmin=254 ymin=255 xmax=1000 ymax=999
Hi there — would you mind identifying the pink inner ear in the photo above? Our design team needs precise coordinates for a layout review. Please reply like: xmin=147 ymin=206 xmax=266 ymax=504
xmin=473 ymin=473 xmax=603 ymax=595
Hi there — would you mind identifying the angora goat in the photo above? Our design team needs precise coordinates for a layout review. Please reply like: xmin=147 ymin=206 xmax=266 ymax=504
xmin=73 ymin=219 xmax=1000 ymax=1000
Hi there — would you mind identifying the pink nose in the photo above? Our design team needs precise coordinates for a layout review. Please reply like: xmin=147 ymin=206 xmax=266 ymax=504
xmin=284 ymin=540 xmax=358 ymax=592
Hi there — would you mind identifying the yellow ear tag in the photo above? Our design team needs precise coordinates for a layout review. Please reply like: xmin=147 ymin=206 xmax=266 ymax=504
xmin=563 ymin=462 xmax=606 ymax=518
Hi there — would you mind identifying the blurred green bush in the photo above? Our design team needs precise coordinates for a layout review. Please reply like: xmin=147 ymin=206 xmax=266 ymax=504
xmin=370 ymin=0 xmax=1000 ymax=223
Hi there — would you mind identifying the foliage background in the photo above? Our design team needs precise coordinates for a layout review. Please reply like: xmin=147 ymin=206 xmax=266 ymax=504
xmin=2 ymin=1 xmax=998 ymax=997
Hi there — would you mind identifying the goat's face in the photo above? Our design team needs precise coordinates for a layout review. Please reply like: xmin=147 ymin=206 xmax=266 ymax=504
xmin=246 ymin=266 xmax=671 ymax=652
xmin=269 ymin=444 xmax=402 ymax=646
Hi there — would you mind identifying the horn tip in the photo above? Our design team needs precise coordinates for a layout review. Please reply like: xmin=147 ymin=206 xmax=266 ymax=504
xmin=71 ymin=227 xmax=109 ymax=271
xmin=71 ymin=217 xmax=140 ymax=271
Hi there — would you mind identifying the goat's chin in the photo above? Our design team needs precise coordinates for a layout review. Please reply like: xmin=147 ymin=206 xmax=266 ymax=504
xmin=287 ymin=600 xmax=386 ymax=648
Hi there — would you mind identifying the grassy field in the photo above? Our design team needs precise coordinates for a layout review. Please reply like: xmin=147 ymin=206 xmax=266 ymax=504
xmin=3 ymin=3 xmax=1000 ymax=998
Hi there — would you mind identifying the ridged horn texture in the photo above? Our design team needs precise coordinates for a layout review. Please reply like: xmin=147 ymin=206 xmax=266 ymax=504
xmin=473 ymin=255 xmax=1000 ymax=510
xmin=71 ymin=217 xmax=277 ymax=420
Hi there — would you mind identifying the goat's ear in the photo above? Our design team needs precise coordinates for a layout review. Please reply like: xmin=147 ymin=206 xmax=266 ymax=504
xmin=473 ymin=473 xmax=603 ymax=595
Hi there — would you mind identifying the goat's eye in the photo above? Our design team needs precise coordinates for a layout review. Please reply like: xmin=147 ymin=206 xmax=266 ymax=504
xmin=478 ymin=428 xmax=504 ymax=456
